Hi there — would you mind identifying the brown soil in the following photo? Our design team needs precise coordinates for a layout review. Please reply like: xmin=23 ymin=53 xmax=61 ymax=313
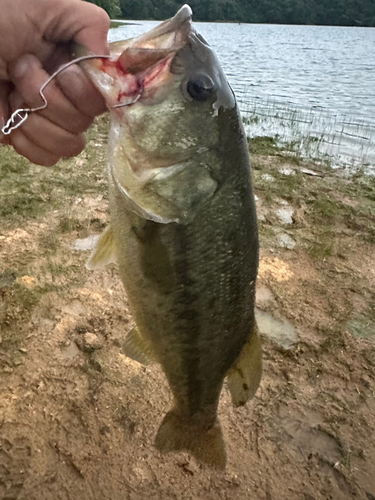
xmin=0 ymin=127 xmax=374 ymax=500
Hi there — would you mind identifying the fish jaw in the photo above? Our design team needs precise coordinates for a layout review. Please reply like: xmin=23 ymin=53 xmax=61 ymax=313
xmin=81 ymin=4 xmax=192 ymax=110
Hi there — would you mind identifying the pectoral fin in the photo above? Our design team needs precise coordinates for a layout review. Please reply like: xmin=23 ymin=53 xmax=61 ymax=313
xmin=122 ymin=326 xmax=156 ymax=365
xmin=227 ymin=326 xmax=262 ymax=407
xmin=86 ymin=225 xmax=117 ymax=270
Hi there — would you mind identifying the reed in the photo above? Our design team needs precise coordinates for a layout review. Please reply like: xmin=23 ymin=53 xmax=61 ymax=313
xmin=240 ymin=97 xmax=375 ymax=174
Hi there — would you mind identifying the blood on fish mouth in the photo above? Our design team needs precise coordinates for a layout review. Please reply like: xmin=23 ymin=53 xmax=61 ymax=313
xmin=100 ymin=55 xmax=174 ymax=106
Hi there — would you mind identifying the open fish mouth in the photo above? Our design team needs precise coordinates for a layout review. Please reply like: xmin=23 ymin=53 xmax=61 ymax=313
xmin=83 ymin=4 xmax=193 ymax=108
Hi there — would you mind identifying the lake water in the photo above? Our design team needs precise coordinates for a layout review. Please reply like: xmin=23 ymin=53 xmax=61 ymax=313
xmin=109 ymin=21 xmax=375 ymax=171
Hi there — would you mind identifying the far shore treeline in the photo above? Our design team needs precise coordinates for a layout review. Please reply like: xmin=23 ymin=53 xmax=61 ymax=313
xmin=88 ymin=0 xmax=375 ymax=27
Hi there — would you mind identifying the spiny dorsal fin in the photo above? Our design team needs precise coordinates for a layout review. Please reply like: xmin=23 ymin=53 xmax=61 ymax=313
xmin=86 ymin=225 xmax=117 ymax=270
xmin=226 ymin=326 xmax=262 ymax=407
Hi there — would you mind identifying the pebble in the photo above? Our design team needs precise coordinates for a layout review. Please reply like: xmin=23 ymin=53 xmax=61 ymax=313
xmin=76 ymin=332 xmax=104 ymax=352
xmin=276 ymin=232 xmax=296 ymax=249
xmin=261 ymin=174 xmax=275 ymax=182
xmin=275 ymin=207 xmax=294 ymax=224
xmin=279 ymin=166 xmax=295 ymax=176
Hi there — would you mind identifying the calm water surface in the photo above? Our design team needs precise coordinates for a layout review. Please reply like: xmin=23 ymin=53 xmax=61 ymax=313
xmin=109 ymin=22 xmax=375 ymax=170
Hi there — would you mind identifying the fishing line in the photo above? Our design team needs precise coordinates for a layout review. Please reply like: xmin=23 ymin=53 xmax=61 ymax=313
xmin=1 ymin=54 xmax=142 ymax=136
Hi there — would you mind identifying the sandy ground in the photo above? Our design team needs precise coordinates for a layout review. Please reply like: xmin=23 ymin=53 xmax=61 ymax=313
xmin=0 ymin=127 xmax=374 ymax=499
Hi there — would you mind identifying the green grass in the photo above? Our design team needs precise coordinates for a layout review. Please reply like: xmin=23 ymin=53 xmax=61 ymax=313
xmin=248 ymin=136 xmax=281 ymax=156
xmin=0 ymin=117 xmax=109 ymax=229
xmin=308 ymin=195 xmax=346 ymax=221
xmin=110 ymin=20 xmax=136 ymax=28
xmin=242 ymin=98 xmax=374 ymax=171
xmin=251 ymin=136 xmax=375 ymax=257
xmin=307 ymin=236 xmax=334 ymax=259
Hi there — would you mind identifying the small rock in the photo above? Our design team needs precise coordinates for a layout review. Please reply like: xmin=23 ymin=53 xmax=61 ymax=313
xmin=300 ymin=167 xmax=324 ymax=177
xmin=261 ymin=174 xmax=275 ymax=182
xmin=16 ymin=275 xmax=38 ymax=289
xmin=179 ymin=457 xmax=200 ymax=475
xmin=276 ymin=198 xmax=290 ymax=206
xmin=275 ymin=207 xmax=294 ymax=225
xmin=76 ymin=332 xmax=104 ymax=352
xmin=279 ymin=166 xmax=295 ymax=176
xmin=276 ymin=232 xmax=296 ymax=249
xmin=19 ymin=347 xmax=28 ymax=354
xmin=225 ymin=472 xmax=240 ymax=486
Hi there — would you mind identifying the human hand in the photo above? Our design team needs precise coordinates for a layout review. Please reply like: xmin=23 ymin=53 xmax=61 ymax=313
xmin=0 ymin=0 xmax=110 ymax=166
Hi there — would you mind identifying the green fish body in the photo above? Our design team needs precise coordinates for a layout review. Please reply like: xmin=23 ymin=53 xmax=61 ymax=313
xmin=84 ymin=5 xmax=261 ymax=467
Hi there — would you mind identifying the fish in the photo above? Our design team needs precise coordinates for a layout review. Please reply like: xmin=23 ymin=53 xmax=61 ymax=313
xmin=81 ymin=4 xmax=261 ymax=468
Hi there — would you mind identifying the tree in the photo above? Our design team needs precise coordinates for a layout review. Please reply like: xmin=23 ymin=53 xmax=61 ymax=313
xmin=116 ymin=0 xmax=375 ymax=26
xmin=86 ymin=0 xmax=121 ymax=19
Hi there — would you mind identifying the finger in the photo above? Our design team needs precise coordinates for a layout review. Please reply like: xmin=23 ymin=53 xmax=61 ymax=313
xmin=10 ymin=54 xmax=96 ymax=134
xmin=46 ymin=1 xmax=110 ymax=56
xmin=10 ymin=130 xmax=61 ymax=167
xmin=9 ymin=109 xmax=86 ymax=159
xmin=72 ymin=4 xmax=110 ymax=55
xmin=56 ymin=63 xmax=107 ymax=118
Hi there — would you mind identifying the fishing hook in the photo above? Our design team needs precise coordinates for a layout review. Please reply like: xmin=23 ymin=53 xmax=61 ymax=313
xmin=1 ymin=54 xmax=114 ymax=135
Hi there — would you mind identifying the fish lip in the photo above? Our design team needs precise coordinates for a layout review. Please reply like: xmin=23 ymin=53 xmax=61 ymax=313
xmin=116 ymin=4 xmax=192 ymax=73
xmin=130 ymin=4 xmax=192 ymax=51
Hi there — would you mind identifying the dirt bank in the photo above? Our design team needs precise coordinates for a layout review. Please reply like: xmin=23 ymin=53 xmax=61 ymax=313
xmin=1 ymin=120 xmax=374 ymax=499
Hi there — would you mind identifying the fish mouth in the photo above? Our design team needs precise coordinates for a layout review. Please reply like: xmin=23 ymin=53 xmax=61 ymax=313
xmin=84 ymin=5 xmax=192 ymax=109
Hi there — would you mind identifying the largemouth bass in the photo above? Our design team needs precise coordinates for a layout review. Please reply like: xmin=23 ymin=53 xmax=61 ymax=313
xmin=82 ymin=5 xmax=261 ymax=468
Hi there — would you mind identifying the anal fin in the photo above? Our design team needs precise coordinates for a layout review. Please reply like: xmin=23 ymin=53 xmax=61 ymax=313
xmin=122 ymin=326 xmax=156 ymax=365
xmin=227 ymin=326 xmax=262 ymax=407
xmin=86 ymin=225 xmax=117 ymax=270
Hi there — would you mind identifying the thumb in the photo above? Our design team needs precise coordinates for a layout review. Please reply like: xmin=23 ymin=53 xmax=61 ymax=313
xmin=46 ymin=1 xmax=110 ymax=56
xmin=72 ymin=3 xmax=110 ymax=55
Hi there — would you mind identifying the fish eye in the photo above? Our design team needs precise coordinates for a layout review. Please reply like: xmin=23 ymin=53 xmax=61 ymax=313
xmin=186 ymin=74 xmax=215 ymax=101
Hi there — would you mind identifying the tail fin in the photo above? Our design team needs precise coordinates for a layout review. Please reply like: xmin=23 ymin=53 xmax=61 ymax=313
xmin=155 ymin=410 xmax=227 ymax=469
